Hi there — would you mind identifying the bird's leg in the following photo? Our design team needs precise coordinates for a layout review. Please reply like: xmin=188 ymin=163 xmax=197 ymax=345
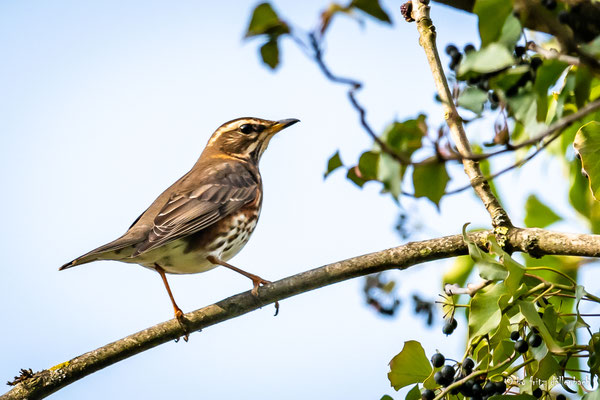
xmin=155 ymin=264 xmax=189 ymax=341
xmin=206 ymin=255 xmax=271 ymax=294
xmin=206 ymin=255 xmax=279 ymax=315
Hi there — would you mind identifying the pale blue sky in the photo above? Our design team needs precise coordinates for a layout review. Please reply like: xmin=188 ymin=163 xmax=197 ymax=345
xmin=1 ymin=1 xmax=596 ymax=399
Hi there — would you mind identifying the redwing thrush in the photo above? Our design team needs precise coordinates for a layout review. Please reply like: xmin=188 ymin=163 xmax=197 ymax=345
xmin=61 ymin=117 xmax=299 ymax=329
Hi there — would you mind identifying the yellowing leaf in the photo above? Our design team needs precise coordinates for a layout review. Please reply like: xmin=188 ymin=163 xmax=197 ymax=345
xmin=573 ymin=121 xmax=600 ymax=201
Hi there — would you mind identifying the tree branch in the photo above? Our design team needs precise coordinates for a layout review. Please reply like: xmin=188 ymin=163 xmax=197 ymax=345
xmin=4 ymin=228 xmax=600 ymax=399
xmin=410 ymin=0 xmax=512 ymax=229
xmin=527 ymin=41 xmax=581 ymax=66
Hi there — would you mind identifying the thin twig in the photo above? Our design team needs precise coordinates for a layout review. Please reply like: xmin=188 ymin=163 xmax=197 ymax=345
xmin=527 ymin=41 xmax=581 ymax=66
xmin=445 ymin=124 xmax=563 ymax=195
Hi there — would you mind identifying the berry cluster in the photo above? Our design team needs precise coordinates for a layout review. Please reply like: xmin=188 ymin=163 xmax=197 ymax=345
xmin=511 ymin=328 xmax=543 ymax=353
xmin=557 ymin=3 xmax=600 ymax=43
xmin=423 ymin=352 xmax=507 ymax=400
xmin=445 ymin=43 xmax=475 ymax=72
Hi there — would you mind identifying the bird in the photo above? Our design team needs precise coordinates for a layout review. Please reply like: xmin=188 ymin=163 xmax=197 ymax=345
xmin=61 ymin=117 xmax=299 ymax=335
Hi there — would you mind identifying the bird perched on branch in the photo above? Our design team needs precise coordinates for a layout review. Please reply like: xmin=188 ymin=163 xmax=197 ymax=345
xmin=61 ymin=117 xmax=299 ymax=336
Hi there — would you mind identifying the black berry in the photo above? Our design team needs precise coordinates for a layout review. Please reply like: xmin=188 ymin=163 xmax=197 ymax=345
xmin=460 ymin=380 xmax=474 ymax=396
xmin=529 ymin=333 xmax=543 ymax=348
xmin=515 ymin=45 xmax=526 ymax=57
xmin=510 ymin=331 xmax=520 ymax=341
xmin=471 ymin=382 xmax=483 ymax=396
xmin=483 ymin=381 xmax=496 ymax=395
xmin=556 ymin=394 xmax=566 ymax=400
xmin=445 ymin=44 xmax=459 ymax=56
xmin=443 ymin=318 xmax=458 ymax=335
xmin=462 ymin=358 xmax=475 ymax=372
xmin=431 ymin=353 xmax=445 ymax=368
xmin=494 ymin=380 xmax=507 ymax=394
xmin=488 ymin=91 xmax=499 ymax=105
xmin=515 ymin=339 xmax=529 ymax=353
xmin=421 ymin=389 xmax=435 ymax=400
xmin=434 ymin=371 xmax=444 ymax=384
xmin=531 ymin=57 xmax=543 ymax=70
xmin=464 ymin=44 xmax=476 ymax=53
xmin=441 ymin=365 xmax=455 ymax=381
xmin=542 ymin=0 xmax=557 ymax=10
xmin=558 ymin=10 xmax=570 ymax=24
xmin=533 ymin=387 xmax=543 ymax=398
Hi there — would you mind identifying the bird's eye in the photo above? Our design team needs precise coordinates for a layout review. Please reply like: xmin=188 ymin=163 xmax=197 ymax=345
xmin=239 ymin=124 xmax=253 ymax=134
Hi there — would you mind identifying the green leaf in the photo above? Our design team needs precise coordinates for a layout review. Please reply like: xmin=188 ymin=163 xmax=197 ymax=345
xmin=347 ymin=166 xmax=367 ymax=187
xmin=260 ymin=39 xmax=279 ymax=69
xmin=533 ymin=59 xmax=569 ymax=122
xmin=574 ymin=121 xmax=600 ymax=201
xmin=462 ymin=224 xmax=507 ymax=281
xmin=575 ymin=66 xmax=593 ymax=108
xmin=405 ymin=385 xmax=421 ymax=400
xmin=388 ymin=341 xmax=432 ymax=390
xmin=324 ymin=151 xmax=343 ymax=178
xmin=507 ymin=91 xmax=546 ymax=136
xmin=380 ymin=396 xmax=394 ymax=400
xmin=358 ymin=151 xmax=379 ymax=180
xmin=584 ymin=388 xmax=600 ymax=400
xmin=469 ymin=282 xmax=509 ymax=339
xmin=458 ymin=43 xmax=514 ymax=76
xmin=497 ymin=13 xmax=522 ymax=49
xmin=582 ymin=35 xmax=600 ymax=58
xmin=588 ymin=332 xmax=600 ymax=381
xmin=412 ymin=161 xmax=450 ymax=207
xmin=458 ymin=87 xmax=488 ymax=114
xmin=378 ymin=152 xmax=403 ymax=200
xmin=488 ymin=235 xmax=525 ymax=294
xmin=245 ymin=3 xmax=289 ymax=37
xmin=534 ymin=354 xmax=559 ymax=381
xmin=490 ymin=314 xmax=511 ymax=348
xmin=351 ymin=0 xmax=391 ymax=23
xmin=518 ymin=301 xmax=562 ymax=353
xmin=569 ymin=156 xmax=592 ymax=218
xmin=489 ymin=65 xmax=530 ymax=92
xmin=382 ymin=116 xmax=426 ymax=158
xmin=488 ymin=395 xmax=536 ymax=399
xmin=443 ymin=255 xmax=475 ymax=287
xmin=524 ymin=194 xmax=562 ymax=228
xmin=473 ymin=0 xmax=513 ymax=46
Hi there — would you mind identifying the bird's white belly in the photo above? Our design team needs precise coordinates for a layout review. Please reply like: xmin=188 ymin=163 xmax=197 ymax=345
xmin=128 ymin=215 xmax=258 ymax=274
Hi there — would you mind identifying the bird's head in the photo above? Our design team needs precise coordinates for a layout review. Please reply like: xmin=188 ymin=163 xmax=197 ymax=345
xmin=204 ymin=117 xmax=299 ymax=163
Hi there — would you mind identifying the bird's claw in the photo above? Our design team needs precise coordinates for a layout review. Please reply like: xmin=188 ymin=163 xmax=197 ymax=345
xmin=174 ymin=308 xmax=190 ymax=342
xmin=250 ymin=277 xmax=272 ymax=296
xmin=249 ymin=277 xmax=279 ymax=316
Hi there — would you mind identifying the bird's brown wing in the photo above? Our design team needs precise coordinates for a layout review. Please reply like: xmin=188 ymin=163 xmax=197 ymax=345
xmin=132 ymin=162 xmax=258 ymax=256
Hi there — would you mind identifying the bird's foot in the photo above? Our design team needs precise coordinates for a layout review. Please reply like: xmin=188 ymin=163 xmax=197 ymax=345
xmin=174 ymin=308 xmax=190 ymax=342
xmin=250 ymin=276 xmax=271 ymax=296
xmin=249 ymin=277 xmax=280 ymax=316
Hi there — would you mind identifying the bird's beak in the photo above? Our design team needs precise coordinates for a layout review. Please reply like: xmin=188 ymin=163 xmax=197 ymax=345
xmin=270 ymin=118 xmax=300 ymax=134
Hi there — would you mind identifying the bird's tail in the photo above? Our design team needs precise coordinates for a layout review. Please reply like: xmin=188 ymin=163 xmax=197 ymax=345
xmin=59 ymin=255 xmax=98 ymax=270
xmin=59 ymin=235 xmax=140 ymax=271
